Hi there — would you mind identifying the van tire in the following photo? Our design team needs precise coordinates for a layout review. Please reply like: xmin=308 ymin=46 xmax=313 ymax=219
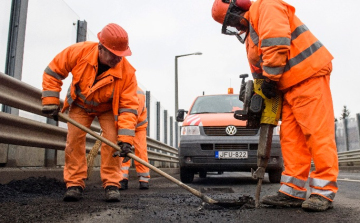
xmin=268 ymin=170 xmax=282 ymax=183
xmin=199 ymin=171 xmax=207 ymax=178
xmin=180 ymin=167 xmax=194 ymax=183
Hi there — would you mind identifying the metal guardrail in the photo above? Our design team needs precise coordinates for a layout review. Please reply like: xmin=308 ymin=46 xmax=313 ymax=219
xmin=0 ymin=72 xmax=178 ymax=165
xmin=338 ymin=150 xmax=360 ymax=165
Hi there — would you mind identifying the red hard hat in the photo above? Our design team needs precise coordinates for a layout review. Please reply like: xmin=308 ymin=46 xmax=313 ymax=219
xmin=97 ymin=23 xmax=132 ymax=57
xmin=211 ymin=0 xmax=251 ymax=24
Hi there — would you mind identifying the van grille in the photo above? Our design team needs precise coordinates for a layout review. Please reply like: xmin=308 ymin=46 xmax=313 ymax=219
xmin=203 ymin=127 xmax=258 ymax=136
xmin=215 ymin=144 xmax=249 ymax=150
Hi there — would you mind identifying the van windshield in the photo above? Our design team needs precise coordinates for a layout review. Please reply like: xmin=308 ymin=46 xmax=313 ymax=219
xmin=190 ymin=95 xmax=243 ymax=114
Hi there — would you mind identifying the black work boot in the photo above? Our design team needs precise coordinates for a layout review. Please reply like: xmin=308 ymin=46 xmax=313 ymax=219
xmin=139 ymin=182 xmax=149 ymax=190
xmin=63 ymin=186 xmax=83 ymax=202
xmin=302 ymin=194 xmax=333 ymax=212
xmin=261 ymin=192 xmax=304 ymax=207
xmin=119 ymin=179 xmax=128 ymax=190
xmin=105 ymin=186 xmax=120 ymax=202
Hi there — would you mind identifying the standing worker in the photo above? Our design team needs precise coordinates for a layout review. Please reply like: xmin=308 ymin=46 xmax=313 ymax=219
xmin=41 ymin=23 xmax=139 ymax=202
xmin=211 ymin=0 xmax=338 ymax=211
xmin=120 ymin=87 xmax=151 ymax=190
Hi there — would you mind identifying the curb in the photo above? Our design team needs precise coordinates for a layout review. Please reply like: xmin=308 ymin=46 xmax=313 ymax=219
xmin=0 ymin=167 xmax=179 ymax=184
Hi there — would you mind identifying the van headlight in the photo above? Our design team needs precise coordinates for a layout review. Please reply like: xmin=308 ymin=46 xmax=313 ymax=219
xmin=181 ymin=126 xmax=200 ymax=135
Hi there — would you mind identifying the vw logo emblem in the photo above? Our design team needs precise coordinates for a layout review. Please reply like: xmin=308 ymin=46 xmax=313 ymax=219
xmin=225 ymin=126 xmax=237 ymax=136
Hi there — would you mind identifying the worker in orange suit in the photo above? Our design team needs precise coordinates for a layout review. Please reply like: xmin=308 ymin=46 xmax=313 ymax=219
xmin=211 ymin=0 xmax=338 ymax=211
xmin=41 ymin=23 xmax=139 ymax=202
xmin=119 ymin=87 xmax=150 ymax=190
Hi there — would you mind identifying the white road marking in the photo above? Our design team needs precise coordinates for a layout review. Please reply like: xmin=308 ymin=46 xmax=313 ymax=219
xmin=337 ymin=178 xmax=360 ymax=182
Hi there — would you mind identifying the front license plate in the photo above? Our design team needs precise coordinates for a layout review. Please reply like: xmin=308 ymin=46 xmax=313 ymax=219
xmin=215 ymin=151 xmax=248 ymax=159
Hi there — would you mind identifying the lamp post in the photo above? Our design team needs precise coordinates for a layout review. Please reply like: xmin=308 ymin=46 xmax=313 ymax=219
xmin=174 ymin=52 xmax=202 ymax=149
xmin=175 ymin=52 xmax=202 ymax=116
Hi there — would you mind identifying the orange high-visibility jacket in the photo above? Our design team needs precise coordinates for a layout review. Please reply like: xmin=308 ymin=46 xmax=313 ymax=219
xmin=42 ymin=41 xmax=139 ymax=144
xmin=245 ymin=0 xmax=333 ymax=90
xmin=136 ymin=87 xmax=148 ymax=132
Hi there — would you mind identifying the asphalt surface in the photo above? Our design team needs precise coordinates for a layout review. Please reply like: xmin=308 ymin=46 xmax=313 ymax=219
xmin=0 ymin=169 xmax=359 ymax=223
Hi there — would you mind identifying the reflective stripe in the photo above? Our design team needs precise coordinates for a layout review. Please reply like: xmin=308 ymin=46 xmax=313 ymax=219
xmin=136 ymin=119 xmax=148 ymax=128
xmin=44 ymin=66 xmax=65 ymax=80
xmin=249 ymin=23 xmax=259 ymax=46
xmin=291 ymin=24 xmax=309 ymax=40
xmin=281 ymin=174 xmax=307 ymax=188
xmin=252 ymin=72 xmax=264 ymax=79
xmin=114 ymin=115 xmax=118 ymax=121
xmin=84 ymin=99 xmax=99 ymax=107
xmin=261 ymin=37 xmax=290 ymax=47
xmin=137 ymin=172 xmax=150 ymax=177
xmin=75 ymin=85 xmax=86 ymax=101
xmin=280 ymin=184 xmax=307 ymax=199
xmin=121 ymin=166 xmax=130 ymax=171
xmin=139 ymin=176 xmax=150 ymax=182
xmin=118 ymin=108 xmax=138 ymax=116
xmin=118 ymin=129 xmax=135 ymax=137
xmin=137 ymin=90 xmax=145 ymax=95
xmin=66 ymin=86 xmax=74 ymax=105
xmin=310 ymin=188 xmax=336 ymax=201
xmin=309 ymin=178 xmax=338 ymax=188
xmin=42 ymin=90 xmax=59 ymax=98
xmin=284 ymin=40 xmax=323 ymax=72
xmin=74 ymin=102 xmax=85 ymax=109
xmin=122 ymin=173 xmax=129 ymax=179
xmin=263 ymin=65 xmax=285 ymax=75
xmin=74 ymin=103 xmax=100 ymax=113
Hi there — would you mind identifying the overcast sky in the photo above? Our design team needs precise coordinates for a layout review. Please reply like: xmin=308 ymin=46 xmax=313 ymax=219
xmin=1 ymin=0 xmax=359 ymax=119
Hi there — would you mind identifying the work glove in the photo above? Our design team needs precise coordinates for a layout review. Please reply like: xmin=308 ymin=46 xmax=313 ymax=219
xmin=41 ymin=104 xmax=60 ymax=121
xmin=113 ymin=142 xmax=134 ymax=163
xmin=261 ymin=78 xmax=277 ymax=99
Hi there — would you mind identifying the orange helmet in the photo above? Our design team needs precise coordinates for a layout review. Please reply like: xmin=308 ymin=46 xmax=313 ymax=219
xmin=212 ymin=0 xmax=251 ymax=44
xmin=211 ymin=0 xmax=251 ymax=24
xmin=97 ymin=23 xmax=132 ymax=57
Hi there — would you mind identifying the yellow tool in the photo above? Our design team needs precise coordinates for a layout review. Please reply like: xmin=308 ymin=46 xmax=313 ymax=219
xmin=234 ymin=74 xmax=282 ymax=208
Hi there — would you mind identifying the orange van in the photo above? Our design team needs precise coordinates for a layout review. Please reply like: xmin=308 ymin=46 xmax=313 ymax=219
xmin=176 ymin=92 xmax=283 ymax=183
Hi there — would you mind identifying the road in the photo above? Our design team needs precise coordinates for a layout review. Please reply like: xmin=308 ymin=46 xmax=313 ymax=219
xmin=0 ymin=170 xmax=359 ymax=223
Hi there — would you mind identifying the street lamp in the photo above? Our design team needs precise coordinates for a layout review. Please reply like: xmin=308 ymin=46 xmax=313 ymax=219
xmin=175 ymin=52 xmax=202 ymax=116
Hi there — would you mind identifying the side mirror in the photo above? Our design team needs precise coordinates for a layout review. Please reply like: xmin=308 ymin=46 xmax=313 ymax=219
xmin=176 ymin=109 xmax=187 ymax=122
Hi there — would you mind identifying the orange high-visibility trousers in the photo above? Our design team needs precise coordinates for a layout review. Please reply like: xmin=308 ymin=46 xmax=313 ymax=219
xmin=121 ymin=129 xmax=150 ymax=183
xmin=64 ymin=105 xmax=122 ymax=189
xmin=279 ymin=63 xmax=338 ymax=201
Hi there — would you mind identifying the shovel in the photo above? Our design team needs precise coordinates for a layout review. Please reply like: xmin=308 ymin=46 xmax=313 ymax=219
xmin=58 ymin=112 xmax=253 ymax=209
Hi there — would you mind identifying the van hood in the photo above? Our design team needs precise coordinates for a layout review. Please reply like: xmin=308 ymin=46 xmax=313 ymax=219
xmin=183 ymin=113 xmax=246 ymax=127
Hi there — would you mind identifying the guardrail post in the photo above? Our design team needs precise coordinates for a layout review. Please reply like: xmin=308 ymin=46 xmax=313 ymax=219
xmin=156 ymin=101 xmax=160 ymax=141
xmin=164 ymin=110 xmax=168 ymax=144
xmin=356 ymin=113 xmax=360 ymax=150
xmin=44 ymin=119 xmax=58 ymax=167
xmin=170 ymin=116 xmax=173 ymax=147
xmin=344 ymin=118 xmax=349 ymax=151
xmin=175 ymin=122 xmax=179 ymax=149
xmin=146 ymin=91 xmax=150 ymax=137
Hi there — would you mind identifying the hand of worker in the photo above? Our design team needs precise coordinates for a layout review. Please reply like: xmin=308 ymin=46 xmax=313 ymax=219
xmin=41 ymin=104 xmax=60 ymax=121
xmin=261 ymin=78 xmax=277 ymax=99
xmin=113 ymin=142 xmax=134 ymax=163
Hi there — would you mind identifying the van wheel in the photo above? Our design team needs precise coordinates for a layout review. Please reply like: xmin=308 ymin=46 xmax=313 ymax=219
xmin=199 ymin=171 xmax=207 ymax=178
xmin=268 ymin=170 xmax=282 ymax=183
xmin=180 ymin=167 xmax=194 ymax=183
